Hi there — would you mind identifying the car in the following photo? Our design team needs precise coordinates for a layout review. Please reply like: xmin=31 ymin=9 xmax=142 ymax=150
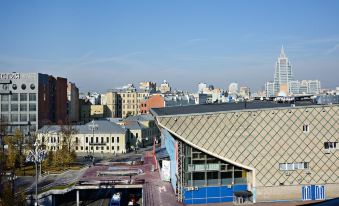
xmin=109 ymin=192 xmax=121 ymax=206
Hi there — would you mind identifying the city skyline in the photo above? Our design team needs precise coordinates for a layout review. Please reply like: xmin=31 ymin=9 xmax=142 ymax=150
xmin=0 ymin=0 xmax=338 ymax=92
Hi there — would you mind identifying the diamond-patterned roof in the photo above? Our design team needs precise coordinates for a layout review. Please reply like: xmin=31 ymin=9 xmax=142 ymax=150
xmin=156 ymin=105 xmax=339 ymax=187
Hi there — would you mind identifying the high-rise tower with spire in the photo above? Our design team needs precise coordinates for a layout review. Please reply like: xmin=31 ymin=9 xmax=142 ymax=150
xmin=273 ymin=46 xmax=293 ymax=96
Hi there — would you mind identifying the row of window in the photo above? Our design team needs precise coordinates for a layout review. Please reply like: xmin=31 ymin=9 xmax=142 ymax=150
xmin=0 ymin=103 xmax=36 ymax=112
xmin=0 ymin=93 xmax=37 ymax=102
xmin=0 ymin=113 xmax=36 ymax=122
xmin=85 ymin=136 xmax=120 ymax=143
xmin=75 ymin=146 xmax=120 ymax=151
xmin=279 ymin=162 xmax=309 ymax=171
xmin=11 ymin=83 xmax=35 ymax=91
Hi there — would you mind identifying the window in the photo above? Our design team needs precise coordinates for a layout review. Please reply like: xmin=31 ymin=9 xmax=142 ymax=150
xmin=76 ymin=137 xmax=79 ymax=143
xmin=30 ymin=84 xmax=35 ymax=90
xmin=101 ymin=137 xmax=104 ymax=143
xmin=101 ymin=146 xmax=104 ymax=150
xmin=86 ymin=146 xmax=88 ymax=150
xmin=20 ymin=93 xmax=27 ymax=101
xmin=91 ymin=137 xmax=93 ymax=143
xmin=1 ymin=114 xmax=9 ymax=122
xmin=11 ymin=103 xmax=18 ymax=111
xmin=29 ymin=114 xmax=36 ymax=122
xmin=1 ymin=104 xmax=9 ymax=111
xmin=11 ymin=114 xmax=18 ymax=122
xmin=29 ymin=93 xmax=36 ymax=101
xmin=112 ymin=146 xmax=114 ymax=150
xmin=96 ymin=137 xmax=98 ymax=143
xmin=279 ymin=162 xmax=309 ymax=171
xmin=11 ymin=93 xmax=18 ymax=101
xmin=324 ymin=142 xmax=337 ymax=150
xmin=20 ymin=114 xmax=27 ymax=122
xmin=136 ymin=133 xmax=138 ymax=138
xmin=21 ymin=84 xmax=26 ymax=90
xmin=20 ymin=103 xmax=27 ymax=111
xmin=303 ymin=124 xmax=309 ymax=132
xmin=76 ymin=146 xmax=78 ymax=150
xmin=86 ymin=137 xmax=88 ymax=143
xmin=12 ymin=84 xmax=17 ymax=90
xmin=117 ymin=137 xmax=119 ymax=143
xmin=117 ymin=146 xmax=120 ymax=151
xmin=81 ymin=146 xmax=83 ymax=150
xmin=106 ymin=146 xmax=109 ymax=150
xmin=29 ymin=103 xmax=36 ymax=111
xmin=1 ymin=95 xmax=9 ymax=101
xmin=106 ymin=137 xmax=109 ymax=143
xmin=112 ymin=137 xmax=114 ymax=143
xmin=96 ymin=146 xmax=98 ymax=150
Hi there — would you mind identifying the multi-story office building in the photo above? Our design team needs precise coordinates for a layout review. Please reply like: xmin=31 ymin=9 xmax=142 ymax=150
xmin=67 ymin=82 xmax=79 ymax=123
xmin=306 ymin=80 xmax=321 ymax=94
xmin=0 ymin=72 xmax=67 ymax=134
xmin=288 ymin=80 xmax=300 ymax=95
xmin=151 ymin=101 xmax=338 ymax=204
xmin=265 ymin=81 xmax=275 ymax=97
xmin=273 ymin=46 xmax=294 ymax=95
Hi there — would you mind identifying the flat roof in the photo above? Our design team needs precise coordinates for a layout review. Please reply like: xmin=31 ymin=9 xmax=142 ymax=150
xmin=151 ymin=101 xmax=318 ymax=116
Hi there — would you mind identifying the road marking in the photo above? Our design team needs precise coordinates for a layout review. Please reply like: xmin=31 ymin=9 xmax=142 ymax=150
xmin=159 ymin=186 xmax=167 ymax=193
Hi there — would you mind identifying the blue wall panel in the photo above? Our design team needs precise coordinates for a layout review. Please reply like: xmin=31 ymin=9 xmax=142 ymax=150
xmin=184 ymin=185 xmax=248 ymax=204
xmin=192 ymin=198 xmax=207 ymax=204
xmin=207 ymin=186 xmax=220 ymax=198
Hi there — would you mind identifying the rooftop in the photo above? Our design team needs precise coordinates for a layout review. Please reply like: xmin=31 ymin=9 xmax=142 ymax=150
xmin=151 ymin=101 xmax=318 ymax=116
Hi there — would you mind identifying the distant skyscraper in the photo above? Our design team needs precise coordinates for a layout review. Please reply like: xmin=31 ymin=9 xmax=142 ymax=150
xmin=273 ymin=46 xmax=294 ymax=96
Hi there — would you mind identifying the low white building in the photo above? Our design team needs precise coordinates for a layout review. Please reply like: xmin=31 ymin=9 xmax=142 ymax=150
xmin=37 ymin=120 xmax=128 ymax=155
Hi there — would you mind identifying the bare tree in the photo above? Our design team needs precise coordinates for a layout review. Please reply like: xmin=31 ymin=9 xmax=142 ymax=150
xmin=60 ymin=119 xmax=79 ymax=167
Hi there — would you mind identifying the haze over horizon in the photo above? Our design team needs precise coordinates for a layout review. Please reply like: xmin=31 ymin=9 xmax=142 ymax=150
xmin=0 ymin=0 xmax=338 ymax=93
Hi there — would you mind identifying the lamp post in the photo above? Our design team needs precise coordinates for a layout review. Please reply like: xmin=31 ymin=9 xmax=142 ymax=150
xmin=26 ymin=140 xmax=46 ymax=206
xmin=88 ymin=120 xmax=98 ymax=165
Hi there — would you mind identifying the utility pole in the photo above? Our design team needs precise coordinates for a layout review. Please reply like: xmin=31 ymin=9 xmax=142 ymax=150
xmin=88 ymin=120 xmax=98 ymax=165
xmin=26 ymin=140 xmax=46 ymax=206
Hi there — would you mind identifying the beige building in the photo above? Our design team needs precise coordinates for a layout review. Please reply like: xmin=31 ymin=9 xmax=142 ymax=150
xmin=67 ymin=82 xmax=80 ymax=123
xmin=103 ymin=91 xmax=119 ymax=118
xmin=118 ymin=89 xmax=149 ymax=118
xmin=90 ymin=105 xmax=104 ymax=119
xmin=157 ymin=80 xmax=171 ymax=94
xmin=152 ymin=102 xmax=339 ymax=204
xmin=37 ymin=120 xmax=128 ymax=155
xmin=123 ymin=114 xmax=160 ymax=149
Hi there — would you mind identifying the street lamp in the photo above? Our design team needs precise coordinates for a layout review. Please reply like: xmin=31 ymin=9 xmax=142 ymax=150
xmin=88 ymin=120 xmax=98 ymax=165
xmin=26 ymin=140 xmax=46 ymax=206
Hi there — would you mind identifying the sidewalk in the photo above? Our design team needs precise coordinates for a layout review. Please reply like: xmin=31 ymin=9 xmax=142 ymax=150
xmin=143 ymin=151 xmax=184 ymax=206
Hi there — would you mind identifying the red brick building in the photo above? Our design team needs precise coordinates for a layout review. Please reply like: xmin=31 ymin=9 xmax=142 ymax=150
xmin=140 ymin=95 xmax=165 ymax=114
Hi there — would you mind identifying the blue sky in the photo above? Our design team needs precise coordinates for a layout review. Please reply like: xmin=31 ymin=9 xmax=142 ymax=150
xmin=0 ymin=0 xmax=338 ymax=92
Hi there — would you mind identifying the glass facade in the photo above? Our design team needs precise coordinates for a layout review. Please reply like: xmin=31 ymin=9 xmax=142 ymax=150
xmin=182 ymin=143 xmax=248 ymax=187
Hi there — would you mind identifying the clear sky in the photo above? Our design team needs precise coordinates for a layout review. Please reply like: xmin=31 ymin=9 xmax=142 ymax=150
xmin=0 ymin=0 xmax=338 ymax=93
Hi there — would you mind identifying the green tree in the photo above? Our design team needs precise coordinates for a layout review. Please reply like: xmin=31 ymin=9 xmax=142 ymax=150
xmin=60 ymin=121 xmax=78 ymax=167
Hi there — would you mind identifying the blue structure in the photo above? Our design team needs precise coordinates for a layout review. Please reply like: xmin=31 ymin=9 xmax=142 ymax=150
xmin=183 ymin=185 xmax=247 ymax=204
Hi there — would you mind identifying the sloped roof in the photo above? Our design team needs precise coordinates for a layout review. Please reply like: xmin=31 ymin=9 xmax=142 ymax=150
xmin=124 ymin=114 xmax=154 ymax=122
xmin=38 ymin=120 xmax=126 ymax=134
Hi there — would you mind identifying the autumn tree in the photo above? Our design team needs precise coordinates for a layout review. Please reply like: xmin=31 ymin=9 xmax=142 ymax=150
xmin=60 ymin=120 xmax=78 ymax=167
